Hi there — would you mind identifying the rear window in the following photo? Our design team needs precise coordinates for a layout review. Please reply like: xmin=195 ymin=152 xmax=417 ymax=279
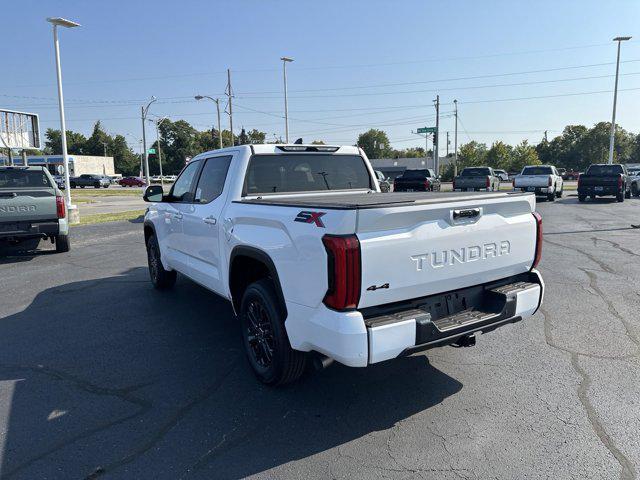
xmin=401 ymin=170 xmax=431 ymax=179
xmin=586 ymin=165 xmax=624 ymax=176
xmin=244 ymin=154 xmax=372 ymax=195
xmin=0 ymin=169 xmax=52 ymax=188
xmin=522 ymin=166 xmax=553 ymax=175
xmin=460 ymin=168 xmax=491 ymax=176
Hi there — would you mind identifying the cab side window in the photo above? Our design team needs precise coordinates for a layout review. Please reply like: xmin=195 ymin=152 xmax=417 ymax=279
xmin=168 ymin=160 xmax=201 ymax=203
xmin=194 ymin=156 xmax=232 ymax=204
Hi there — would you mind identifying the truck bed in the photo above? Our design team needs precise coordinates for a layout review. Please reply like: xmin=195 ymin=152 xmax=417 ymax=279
xmin=237 ymin=191 xmax=531 ymax=210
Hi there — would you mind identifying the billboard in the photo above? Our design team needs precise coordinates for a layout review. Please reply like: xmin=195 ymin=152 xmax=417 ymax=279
xmin=0 ymin=109 xmax=41 ymax=150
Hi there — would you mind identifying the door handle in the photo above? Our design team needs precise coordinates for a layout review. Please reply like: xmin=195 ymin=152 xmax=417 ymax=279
xmin=173 ymin=212 xmax=183 ymax=220
xmin=203 ymin=216 xmax=217 ymax=225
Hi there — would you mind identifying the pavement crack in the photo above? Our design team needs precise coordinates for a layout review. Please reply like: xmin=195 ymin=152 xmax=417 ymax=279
xmin=570 ymin=353 xmax=637 ymax=480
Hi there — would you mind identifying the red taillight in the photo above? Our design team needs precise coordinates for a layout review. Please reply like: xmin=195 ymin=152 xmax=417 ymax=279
xmin=532 ymin=212 xmax=543 ymax=269
xmin=322 ymin=234 xmax=361 ymax=310
xmin=424 ymin=179 xmax=430 ymax=189
xmin=56 ymin=196 xmax=66 ymax=219
xmin=486 ymin=176 xmax=491 ymax=188
xmin=618 ymin=175 xmax=623 ymax=189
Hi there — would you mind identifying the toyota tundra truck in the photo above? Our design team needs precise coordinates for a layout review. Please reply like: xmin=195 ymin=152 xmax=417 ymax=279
xmin=142 ymin=145 xmax=544 ymax=385
xmin=0 ymin=166 xmax=70 ymax=253
xmin=513 ymin=165 xmax=564 ymax=201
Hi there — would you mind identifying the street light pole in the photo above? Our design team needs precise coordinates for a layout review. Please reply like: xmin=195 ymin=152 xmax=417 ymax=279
xmin=47 ymin=17 xmax=80 ymax=220
xmin=281 ymin=57 xmax=294 ymax=143
xmin=141 ymin=97 xmax=156 ymax=184
xmin=454 ymin=99 xmax=458 ymax=177
xmin=195 ymin=95 xmax=223 ymax=149
xmin=150 ymin=117 xmax=167 ymax=188
xmin=608 ymin=36 xmax=632 ymax=164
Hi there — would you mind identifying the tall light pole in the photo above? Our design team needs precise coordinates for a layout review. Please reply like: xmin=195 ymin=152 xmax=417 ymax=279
xmin=47 ymin=17 xmax=80 ymax=221
xmin=608 ymin=36 xmax=632 ymax=164
xmin=195 ymin=95 xmax=223 ymax=149
xmin=281 ymin=57 xmax=294 ymax=143
xmin=453 ymin=99 xmax=458 ymax=177
xmin=149 ymin=117 xmax=168 ymax=188
xmin=141 ymin=96 xmax=156 ymax=184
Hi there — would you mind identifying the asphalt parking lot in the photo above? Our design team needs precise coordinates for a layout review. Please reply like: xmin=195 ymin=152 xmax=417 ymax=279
xmin=1 ymin=195 xmax=639 ymax=479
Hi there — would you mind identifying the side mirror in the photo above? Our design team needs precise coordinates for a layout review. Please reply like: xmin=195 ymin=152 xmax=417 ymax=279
xmin=143 ymin=185 xmax=164 ymax=202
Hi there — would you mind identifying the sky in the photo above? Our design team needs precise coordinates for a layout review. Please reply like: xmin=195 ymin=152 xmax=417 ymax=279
xmin=2 ymin=0 xmax=640 ymax=156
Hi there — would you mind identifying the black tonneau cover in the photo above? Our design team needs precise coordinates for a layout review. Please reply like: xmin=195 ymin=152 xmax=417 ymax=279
xmin=237 ymin=191 xmax=531 ymax=210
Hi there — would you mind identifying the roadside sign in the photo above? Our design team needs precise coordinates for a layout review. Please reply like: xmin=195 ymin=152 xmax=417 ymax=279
xmin=417 ymin=127 xmax=437 ymax=134
xmin=147 ymin=148 xmax=156 ymax=154
xmin=0 ymin=109 xmax=41 ymax=149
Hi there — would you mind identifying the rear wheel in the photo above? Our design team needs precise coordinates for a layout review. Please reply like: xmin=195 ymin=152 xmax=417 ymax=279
xmin=617 ymin=192 xmax=624 ymax=202
xmin=632 ymin=183 xmax=639 ymax=197
xmin=55 ymin=234 xmax=70 ymax=253
xmin=625 ymin=188 xmax=631 ymax=199
xmin=146 ymin=234 xmax=176 ymax=289
xmin=240 ymin=279 xmax=306 ymax=385
xmin=547 ymin=191 xmax=555 ymax=201
xmin=70 ymin=182 xmax=76 ymax=189
xmin=578 ymin=195 xmax=586 ymax=202
xmin=556 ymin=186 xmax=563 ymax=198
xmin=94 ymin=182 xmax=100 ymax=188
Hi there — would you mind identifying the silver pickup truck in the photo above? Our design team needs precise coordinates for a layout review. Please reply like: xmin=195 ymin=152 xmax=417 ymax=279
xmin=0 ymin=166 xmax=70 ymax=253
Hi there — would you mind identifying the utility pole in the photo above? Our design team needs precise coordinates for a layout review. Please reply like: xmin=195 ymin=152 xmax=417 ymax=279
xmin=281 ymin=57 xmax=294 ymax=143
xmin=434 ymin=95 xmax=440 ymax=176
xmin=608 ymin=36 xmax=632 ymax=164
xmin=141 ymin=97 xmax=156 ymax=185
xmin=155 ymin=118 xmax=165 ymax=188
xmin=446 ymin=131 xmax=450 ymax=157
xmin=226 ymin=69 xmax=234 ymax=146
xmin=453 ymin=99 xmax=458 ymax=177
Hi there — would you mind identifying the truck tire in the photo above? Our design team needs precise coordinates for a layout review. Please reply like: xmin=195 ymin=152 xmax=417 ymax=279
xmin=240 ymin=278 xmax=307 ymax=386
xmin=617 ymin=192 xmax=624 ymax=202
xmin=556 ymin=186 xmax=563 ymax=198
xmin=547 ymin=191 xmax=555 ymax=202
xmin=94 ymin=182 xmax=100 ymax=188
xmin=55 ymin=234 xmax=70 ymax=253
xmin=578 ymin=195 xmax=586 ymax=202
xmin=70 ymin=182 xmax=76 ymax=188
xmin=632 ymin=183 xmax=639 ymax=197
xmin=625 ymin=188 xmax=631 ymax=199
xmin=146 ymin=234 xmax=177 ymax=289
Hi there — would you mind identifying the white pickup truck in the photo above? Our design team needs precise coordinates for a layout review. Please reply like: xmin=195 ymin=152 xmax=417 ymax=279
xmin=513 ymin=165 xmax=564 ymax=201
xmin=142 ymin=145 xmax=544 ymax=385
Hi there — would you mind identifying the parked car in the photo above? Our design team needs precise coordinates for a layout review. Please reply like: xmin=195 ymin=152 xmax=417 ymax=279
xmin=453 ymin=167 xmax=501 ymax=191
xmin=70 ymin=174 xmax=110 ymax=189
xmin=0 ymin=166 xmax=70 ymax=253
xmin=119 ymin=176 xmax=147 ymax=187
xmin=557 ymin=168 xmax=566 ymax=177
xmin=513 ymin=165 xmax=564 ymax=201
xmin=392 ymin=169 xmax=441 ymax=192
xmin=163 ymin=175 xmax=177 ymax=182
xmin=53 ymin=174 xmax=66 ymax=190
xmin=142 ymin=144 xmax=544 ymax=385
xmin=494 ymin=169 xmax=509 ymax=182
xmin=562 ymin=169 xmax=581 ymax=181
xmin=374 ymin=170 xmax=392 ymax=192
xmin=151 ymin=175 xmax=163 ymax=183
xmin=577 ymin=163 xmax=631 ymax=202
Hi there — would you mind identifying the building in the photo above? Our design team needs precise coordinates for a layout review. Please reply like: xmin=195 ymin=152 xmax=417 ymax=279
xmin=370 ymin=155 xmax=455 ymax=179
xmin=0 ymin=155 xmax=115 ymax=177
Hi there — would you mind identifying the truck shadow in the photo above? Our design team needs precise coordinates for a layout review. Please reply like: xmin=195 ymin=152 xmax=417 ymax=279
xmin=0 ymin=268 xmax=462 ymax=479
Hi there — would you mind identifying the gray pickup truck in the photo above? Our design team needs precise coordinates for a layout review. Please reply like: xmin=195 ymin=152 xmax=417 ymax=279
xmin=0 ymin=166 xmax=70 ymax=253
xmin=70 ymin=174 xmax=110 ymax=189
xmin=453 ymin=167 xmax=501 ymax=192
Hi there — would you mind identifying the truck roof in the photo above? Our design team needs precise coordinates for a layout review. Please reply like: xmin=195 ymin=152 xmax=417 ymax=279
xmin=193 ymin=144 xmax=360 ymax=159
xmin=0 ymin=165 xmax=47 ymax=171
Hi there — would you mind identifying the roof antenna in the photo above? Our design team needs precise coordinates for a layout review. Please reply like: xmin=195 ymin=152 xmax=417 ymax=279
xmin=294 ymin=138 xmax=303 ymax=144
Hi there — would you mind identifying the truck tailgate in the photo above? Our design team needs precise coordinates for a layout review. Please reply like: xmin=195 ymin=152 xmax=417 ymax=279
xmin=514 ymin=175 xmax=549 ymax=187
xmin=357 ymin=194 xmax=537 ymax=308
xmin=0 ymin=188 xmax=58 ymax=221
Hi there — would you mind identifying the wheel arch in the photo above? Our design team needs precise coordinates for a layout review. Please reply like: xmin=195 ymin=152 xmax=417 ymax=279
xmin=143 ymin=220 xmax=156 ymax=244
xmin=229 ymin=246 xmax=287 ymax=318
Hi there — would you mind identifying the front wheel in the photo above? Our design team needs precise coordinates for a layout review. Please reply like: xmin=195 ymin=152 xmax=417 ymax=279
xmin=240 ymin=279 xmax=306 ymax=385
xmin=556 ymin=187 xmax=563 ymax=198
xmin=146 ymin=234 xmax=176 ymax=289
xmin=55 ymin=234 xmax=70 ymax=253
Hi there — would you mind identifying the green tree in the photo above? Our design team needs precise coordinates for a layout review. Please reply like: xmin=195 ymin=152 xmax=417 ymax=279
xmin=237 ymin=128 xmax=250 ymax=145
xmin=111 ymin=134 xmax=139 ymax=176
xmin=457 ymin=141 xmax=488 ymax=168
xmin=510 ymin=140 xmax=541 ymax=172
xmin=84 ymin=121 xmax=111 ymax=157
xmin=356 ymin=129 xmax=392 ymax=159
xmin=44 ymin=128 xmax=87 ymax=155
xmin=486 ymin=141 xmax=513 ymax=170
